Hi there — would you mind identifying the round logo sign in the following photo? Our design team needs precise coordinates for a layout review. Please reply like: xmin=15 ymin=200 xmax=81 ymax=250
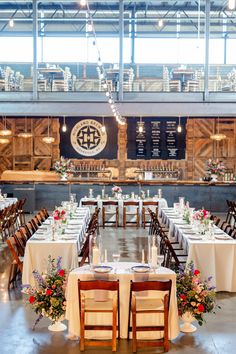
xmin=70 ymin=119 xmax=107 ymax=156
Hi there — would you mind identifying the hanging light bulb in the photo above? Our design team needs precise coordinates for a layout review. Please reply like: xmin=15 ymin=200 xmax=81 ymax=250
xmin=18 ymin=117 xmax=33 ymax=138
xmin=87 ymin=23 xmax=93 ymax=32
xmin=61 ymin=116 xmax=67 ymax=133
xmin=105 ymin=91 xmax=110 ymax=97
xmin=177 ymin=116 xmax=182 ymax=133
xmin=138 ymin=117 xmax=144 ymax=133
xmin=42 ymin=117 xmax=55 ymax=144
xmin=210 ymin=117 xmax=226 ymax=141
xmin=9 ymin=19 xmax=14 ymax=28
xmin=0 ymin=116 xmax=12 ymax=136
xmin=80 ymin=0 xmax=87 ymax=6
xmin=101 ymin=116 xmax=106 ymax=132
xmin=228 ymin=0 xmax=235 ymax=10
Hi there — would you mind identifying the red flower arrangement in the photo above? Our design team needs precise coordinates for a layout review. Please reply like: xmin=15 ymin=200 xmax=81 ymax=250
xmin=177 ymin=262 xmax=219 ymax=326
xmin=53 ymin=208 xmax=66 ymax=222
xmin=23 ymin=256 xmax=67 ymax=329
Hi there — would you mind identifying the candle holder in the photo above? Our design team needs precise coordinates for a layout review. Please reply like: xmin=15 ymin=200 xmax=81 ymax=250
xmin=148 ymin=235 xmax=159 ymax=270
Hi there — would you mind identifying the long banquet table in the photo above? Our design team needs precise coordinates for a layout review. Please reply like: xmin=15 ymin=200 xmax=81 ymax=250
xmin=160 ymin=208 xmax=236 ymax=292
xmin=66 ymin=262 xmax=179 ymax=340
xmin=22 ymin=207 xmax=90 ymax=286
xmin=79 ymin=196 xmax=168 ymax=226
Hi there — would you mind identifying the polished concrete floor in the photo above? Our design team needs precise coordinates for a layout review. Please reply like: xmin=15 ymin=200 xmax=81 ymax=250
xmin=0 ymin=226 xmax=236 ymax=354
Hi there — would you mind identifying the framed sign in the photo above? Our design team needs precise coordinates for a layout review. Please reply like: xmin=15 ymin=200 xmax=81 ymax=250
xmin=127 ymin=117 xmax=187 ymax=160
xmin=60 ymin=117 xmax=118 ymax=159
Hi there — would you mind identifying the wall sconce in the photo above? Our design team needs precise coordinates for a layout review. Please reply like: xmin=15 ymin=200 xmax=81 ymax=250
xmin=177 ymin=116 xmax=182 ymax=133
xmin=62 ymin=116 xmax=67 ymax=133
xmin=42 ymin=117 xmax=55 ymax=144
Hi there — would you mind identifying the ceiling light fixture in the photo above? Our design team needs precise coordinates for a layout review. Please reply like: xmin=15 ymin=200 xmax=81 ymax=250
xmin=9 ymin=19 xmax=14 ymax=28
xmin=18 ymin=117 xmax=33 ymax=138
xmin=101 ymin=116 xmax=106 ymax=132
xmin=158 ymin=19 xmax=163 ymax=27
xmin=210 ymin=117 xmax=226 ymax=141
xmin=0 ymin=116 xmax=12 ymax=136
xmin=138 ymin=117 xmax=144 ymax=133
xmin=42 ymin=117 xmax=55 ymax=144
xmin=0 ymin=138 xmax=10 ymax=144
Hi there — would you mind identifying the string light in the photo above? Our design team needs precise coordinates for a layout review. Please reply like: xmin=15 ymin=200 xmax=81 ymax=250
xmin=158 ymin=19 xmax=163 ymax=27
xmin=0 ymin=116 xmax=12 ymax=136
xmin=18 ymin=117 xmax=33 ymax=138
xmin=228 ymin=0 xmax=235 ymax=10
xmin=62 ymin=116 xmax=67 ymax=133
xmin=85 ymin=2 xmax=126 ymax=125
xmin=9 ymin=19 xmax=14 ymax=28
xmin=138 ymin=117 xmax=144 ymax=133
xmin=80 ymin=0 xmax=87 ymax=6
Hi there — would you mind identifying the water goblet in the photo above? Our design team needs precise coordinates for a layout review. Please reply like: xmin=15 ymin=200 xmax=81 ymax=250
xmin=157 ymin=255 xmax=164 ymax=268
xmin=3 ymin=193 xmax=7 ymax=199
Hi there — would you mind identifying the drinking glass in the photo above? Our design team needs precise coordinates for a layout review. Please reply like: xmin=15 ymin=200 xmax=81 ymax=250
xmin=3 ymin=193 xmax=7 ymax=199
xmin=157 ymin=255 xmax=164 ymax=268
xmin=112 ymin=253 xmax=120 ymax=273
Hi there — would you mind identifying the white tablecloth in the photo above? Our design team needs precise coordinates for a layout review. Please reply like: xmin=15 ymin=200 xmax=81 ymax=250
xmin=80 ymin=197 xmax=168 ymax=226
xmin=0 ymin=197 xmax=18 ymax=210
xmin=160 ymin=208 xmax=236 ymax=292
xmin=66 ymin=262 xmax=179 ymax=340
xmin=22 ymin=208 xmax=90 ymax=286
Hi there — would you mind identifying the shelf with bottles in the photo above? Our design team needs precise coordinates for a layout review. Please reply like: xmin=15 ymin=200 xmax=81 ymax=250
xmin=135 ymin=163 xmax=180 ymax=181
xmin=72 ymin=163 xmax=112 ymax=180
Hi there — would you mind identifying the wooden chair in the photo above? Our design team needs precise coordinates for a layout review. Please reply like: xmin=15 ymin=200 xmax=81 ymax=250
xmin=13 ymin=230 xmax=26 ymax=257
xmin=81 ymin=200 xmax=98 ymax=214
xmin=6 ymin=236 xmax=23 ymax=289
xmin=78 ymin=279 xmax=120 ymax=352
xmin=102 ymin=201 xmax=119 ymax=228
xmin=128 ymin=280 xmax=172 ymax=352
xmin=142 ymin=201 xmax=159 ymax=228
xmin=123 ymin=201 xmax=140 ymax=228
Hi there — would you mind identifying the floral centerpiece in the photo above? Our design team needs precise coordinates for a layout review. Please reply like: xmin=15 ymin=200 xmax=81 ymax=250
xmin=177 ymin=262 xmax=219 ymax=331
xmin=53 ymin=156 xmax=75 ymax=180
xmin=206 ymin=159 xmax=225 ymax=181
xmin=53 ymin=207 xmax=67 ymax=223
xmin=112 ymin=186 xmax=122 ymax=194
xmin=193 ymin=208 xmax=211 ymax=234
xmin=23 ymin=256 xmax=67 ymax=331
xmin=182 ymin=206 xmax=192 ymax=224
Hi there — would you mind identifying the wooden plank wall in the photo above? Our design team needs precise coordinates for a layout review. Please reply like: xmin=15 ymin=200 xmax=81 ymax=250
xmin=0 ymin=117 xmax=235 ymax=180
xmin=0 ymin=118 xmax=60 ymax=174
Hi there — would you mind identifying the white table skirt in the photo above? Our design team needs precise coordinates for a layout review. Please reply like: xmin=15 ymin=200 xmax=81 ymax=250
xmin=0 ymin=197 xmax=18 ymax=210
xmin=22 ymin=208 xmax=90 ymax=287
xmin=65 ymin=262 xmax=179 ymax=340
xmin=80 ymin=197 xmax=168 ymax=226
xmin=160 ymin=208 xmax=236 ymax=292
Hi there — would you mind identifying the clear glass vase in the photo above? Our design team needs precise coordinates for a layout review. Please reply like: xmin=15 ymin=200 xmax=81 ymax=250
xmin=89 ymin=233 xmax=102 ymax=268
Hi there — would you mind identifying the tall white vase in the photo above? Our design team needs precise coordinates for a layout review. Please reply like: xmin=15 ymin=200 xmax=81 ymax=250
xmin=180 ymin=312 xmax=197 ymax=333
xmin=48 ymin=320 xmax=67 ymax=332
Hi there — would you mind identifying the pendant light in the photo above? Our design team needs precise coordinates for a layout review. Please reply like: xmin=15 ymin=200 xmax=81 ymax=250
xmin=210 ymin=117 xmax=226 ymax=141
xmin=18 ymin=117 xmax=33 ymax=138
xmin=101 ymin=116 xmax=106 ymax=132
xmin=0 ymin=138 xmax=10 ymax=144
xmin=42 ymin=117 xmax=55 ymax=144
xmin=177 ymin=116 xmax=182 ymax=133
xmin=61 ymin=116 xmax=67 ymax=133
xmin=138 ymin=117 xmax=144 ymax=133
xmin=0 ymin=116 xmax=12 ymax=136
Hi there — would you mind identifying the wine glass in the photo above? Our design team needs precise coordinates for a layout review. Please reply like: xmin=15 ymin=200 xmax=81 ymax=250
xmin=112 ymin=253 xmax=120 ymax=273
xmin=157 ymin=255 xmax=164 ymax=268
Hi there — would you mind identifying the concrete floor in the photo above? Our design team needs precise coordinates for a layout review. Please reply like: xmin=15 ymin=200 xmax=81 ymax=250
xmin=0 ymin=227 xmax=236 ymax=354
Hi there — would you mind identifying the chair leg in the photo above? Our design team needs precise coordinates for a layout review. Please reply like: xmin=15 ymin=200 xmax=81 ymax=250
xmin=80 ymin=299 xmax=85 ymax=351
xmin=112 ymin=301 xmax=117 ymax=352
xmin=132 ymin=297 xmax=137 ymax=353
xmin=164 ymin=294 xmax=169 ymax=352
xmin=123 ymin=208 xmax=126 ymax=228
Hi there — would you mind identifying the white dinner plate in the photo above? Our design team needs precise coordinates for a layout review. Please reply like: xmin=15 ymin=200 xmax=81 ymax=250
xmin=188 ymin=235 xmax=202 ymax=240
xmin=131 ymin=265 xmax=151 ymax=273
xmin=32 ymin=235 xmax=47 ymax=240
xmin=93 ymin=266 xmax=113 ymax=273
xmin=215 ymin=235 xmax=232 ymax=241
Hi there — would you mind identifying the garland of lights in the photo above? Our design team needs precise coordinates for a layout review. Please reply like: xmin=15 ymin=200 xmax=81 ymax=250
xmin=81 ymin=0 xmax=126 ymax=125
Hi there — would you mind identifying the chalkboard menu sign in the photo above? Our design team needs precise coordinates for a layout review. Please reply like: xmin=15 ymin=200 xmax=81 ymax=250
xmin=127 ymin=117 xmax=186 ymax=160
